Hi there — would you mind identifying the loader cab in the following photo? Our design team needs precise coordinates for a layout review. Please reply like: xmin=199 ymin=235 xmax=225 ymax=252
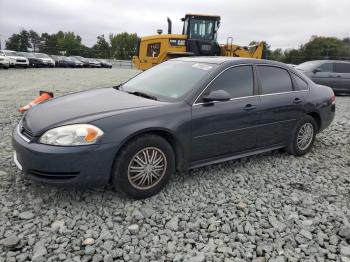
xmin=182 ymin=14 xmax=221 ymax=56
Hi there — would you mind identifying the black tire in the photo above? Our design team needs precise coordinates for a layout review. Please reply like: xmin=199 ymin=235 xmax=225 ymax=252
xmin=112 ymin=134 xmax=175 ymax=199
xmin=286 ymin=115 xmax=317 ymax=156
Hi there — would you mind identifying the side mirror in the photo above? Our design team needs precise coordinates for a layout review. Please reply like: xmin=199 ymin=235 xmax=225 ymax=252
xmin=313 ymin=68 xmax=322 ymax=74
xmin=202 ymin=90 xmax=231 ymax=102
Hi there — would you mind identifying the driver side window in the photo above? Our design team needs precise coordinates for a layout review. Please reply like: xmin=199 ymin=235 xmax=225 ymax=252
xmin=200 ymin=65 xmax=254 ymax=101
xmin=317 ymin=63 xmax=333 ymax=72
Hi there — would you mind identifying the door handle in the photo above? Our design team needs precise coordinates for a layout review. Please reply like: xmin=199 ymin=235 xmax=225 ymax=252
xmin=293 ymin=98 xmax=303 ymax=104
xmin=336 ymin=75 xmax=342 ymax=78
xmin=243 ymin=104 xmax=257 ymax=111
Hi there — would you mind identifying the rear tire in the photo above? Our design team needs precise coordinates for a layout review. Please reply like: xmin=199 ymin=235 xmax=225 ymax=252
xmin=286 ymin=115 xmax=317 ymax=156
xmin=112 ymin=135 xmax=175 ymax=199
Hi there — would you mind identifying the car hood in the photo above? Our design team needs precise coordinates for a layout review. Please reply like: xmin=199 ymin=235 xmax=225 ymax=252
xmin=23 ymin=88 xmax=164 ymax=135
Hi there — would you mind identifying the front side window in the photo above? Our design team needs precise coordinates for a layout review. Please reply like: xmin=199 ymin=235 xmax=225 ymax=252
xmin=202 ymin=66 xmax=254 ymax=100
xmin=147 ymin=43 xmax=161 ymax=57
xmin=317 ymin=63 xmax=333 ymax=72
xmin=334 ymin=63 xmax=350 ymax=73
xmin=258 ymin=66 xmax=293 ymax=94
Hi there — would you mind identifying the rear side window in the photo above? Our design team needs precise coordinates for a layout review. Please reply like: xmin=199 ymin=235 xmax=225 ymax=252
xmin=334 ymin=63 xmax=350 ymax=73
xmin=292 ymin=73 xmax=308 ymax=90
xmin=258 ymin=66 xmax=293 ymax=94
xmin=317 ymin=63 xmax=333 ymax=72
xmin=204 ymin=65 xmax=254 ymax=99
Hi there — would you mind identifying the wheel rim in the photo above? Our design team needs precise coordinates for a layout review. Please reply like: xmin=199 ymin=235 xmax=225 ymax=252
xmin=297 ymin=123 xmax=314 ymax=151
xmin=127 ymin=147 xmax=167 ymax=190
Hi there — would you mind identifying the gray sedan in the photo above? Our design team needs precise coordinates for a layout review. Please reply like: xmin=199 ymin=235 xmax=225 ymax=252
xmin=12 ymin=57 xmax=335 ymax=198
xmin=296 ymin=60 xmax=350 ymax=94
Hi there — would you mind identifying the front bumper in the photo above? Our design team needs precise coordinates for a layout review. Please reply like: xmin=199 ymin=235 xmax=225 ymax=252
xmin=12 ymin=125 xmax=119 ymax=187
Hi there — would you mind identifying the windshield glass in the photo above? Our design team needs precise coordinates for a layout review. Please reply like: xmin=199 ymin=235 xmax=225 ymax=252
xmin=188 ymin=19 xmax=217 ymax=40
xmin=3 ymin=50 xmax=17 ymax=56
xmin=122 ymin=60 xmax=216 ymax=101
xmin=296 ymin=61 xmax=322 ymax=71
xmin=35 ymin=53 xmax=50 ymax=58
xmin=18 ymin=52 xmax=35 ymax=58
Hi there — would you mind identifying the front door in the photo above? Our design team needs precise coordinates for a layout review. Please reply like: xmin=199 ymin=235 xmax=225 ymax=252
xmin=191 ymin=65 xmax=260 ymax=162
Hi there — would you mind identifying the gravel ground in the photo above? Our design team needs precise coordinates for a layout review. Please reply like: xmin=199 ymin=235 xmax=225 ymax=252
xmin=0 ymin=68 xmax=350 ymax=262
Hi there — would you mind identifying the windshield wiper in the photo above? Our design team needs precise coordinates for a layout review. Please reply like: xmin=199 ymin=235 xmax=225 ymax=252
xmin=113 ymin=83 xmax=124 ymax=90
xmin=128 ymin=91 xmax=158 ymax=101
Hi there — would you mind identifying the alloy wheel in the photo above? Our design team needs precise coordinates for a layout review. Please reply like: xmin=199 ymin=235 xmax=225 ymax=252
xmin=127 ymin=147 xmax=167 ymax=190
xmin=297 ymin=123 xmax=314 ymax=151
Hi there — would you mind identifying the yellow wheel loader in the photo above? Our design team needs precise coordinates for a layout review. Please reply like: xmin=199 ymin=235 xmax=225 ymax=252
xmin=133 ymin=14 xmax=265 ymax=70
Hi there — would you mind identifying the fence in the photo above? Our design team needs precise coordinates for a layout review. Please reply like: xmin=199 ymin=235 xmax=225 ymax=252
xmin=107 ymin=59 xmax=133 ymax=69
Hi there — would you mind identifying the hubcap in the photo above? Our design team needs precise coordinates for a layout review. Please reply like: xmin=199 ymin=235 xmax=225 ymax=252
xmin=128 ymin=147 xmax=167 ymax=190
xmin=297 ymin=123 xmax=314 ymax=151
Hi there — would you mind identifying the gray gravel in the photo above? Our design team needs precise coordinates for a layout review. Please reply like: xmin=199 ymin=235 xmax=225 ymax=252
xmin=0 ymin=68 xmax=350 ymax=261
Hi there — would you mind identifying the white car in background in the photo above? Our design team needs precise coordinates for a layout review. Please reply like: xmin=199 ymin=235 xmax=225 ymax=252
xmin=34 ymin=53 xmax=55 ymax=67
xmin=0 ymin=53 xmax=10 ymax=69
xmin=0 ymin=50 xmax=29 ymax=68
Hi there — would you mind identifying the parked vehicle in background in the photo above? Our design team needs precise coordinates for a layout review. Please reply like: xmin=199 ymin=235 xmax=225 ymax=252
xmin=34 ymin=53 xmax=55 ymax=67
xmin=88 ymin=58 xmax=102 ymax=68
xmin=0 ymin=53 xmax=10 ymax=69
xmin=99 ymin=59 xmax=112 ymax=68
xmin=0 ymin=50 xmax=29 ymax=68
xmin=12 ymin=57 xmax=335 ymax=198
xmin=74 ymin=56 xmax=90 ymax=67
xmin=50 ymin=55 xmax=62 ymax=67
xmin=69 ymin=57 xmax=84 ymax=68
xmin=53 ymin=56 xmax=75 ymax=68
xmin=17 ymin=52 xmax=45 ymax=67
xmin=297 ymin=60 xmax=350 ymax=94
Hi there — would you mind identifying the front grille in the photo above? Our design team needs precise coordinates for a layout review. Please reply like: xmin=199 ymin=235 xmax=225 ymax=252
xmin=22 ymin=126 xmax=34 ymax=139
xmin=16 ymin=59 xmax=26 ymax=63
xmin=28 ymin=170 xmax=80 ymax=180
xmin=20 ymin=121 xmax=35 ymax=140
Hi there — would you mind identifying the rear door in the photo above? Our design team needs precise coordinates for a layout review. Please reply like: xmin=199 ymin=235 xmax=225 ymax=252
xmin=334 ymin=62 xmax=350 ymax=93
xmin=256 ymin=65 xmax=306 ymax=147
xmin=191 ymin=65 xmax=260 ymax=162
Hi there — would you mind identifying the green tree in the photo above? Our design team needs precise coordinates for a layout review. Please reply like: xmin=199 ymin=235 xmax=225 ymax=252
xmin=91 ymin=35 xmax=110 ymax=58
xmin=28 ymin=30 xmax=41 ymax=52
xmin=5 ymin=30 xmax=31 ymax=51
xmin=109 ymin=32 xmax=139 ymax=59
xmin=39 ymin=31 xmax=87 ymax=56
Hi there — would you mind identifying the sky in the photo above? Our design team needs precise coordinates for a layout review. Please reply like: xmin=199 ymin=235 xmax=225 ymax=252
xmin=0 ymin=0 xmax=349 ymax=50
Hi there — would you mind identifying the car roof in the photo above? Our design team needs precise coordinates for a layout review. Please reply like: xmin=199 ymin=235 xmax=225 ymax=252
xmin=172 ymin=56 xmax=289 ymax=67
xmin=300 ymin=59 xmax=350 ymax=64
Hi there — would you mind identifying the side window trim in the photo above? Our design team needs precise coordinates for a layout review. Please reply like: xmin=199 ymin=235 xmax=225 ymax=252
xmin=291 ymin=72 xmax=309 ymax=91
xmin=193 ymin=64 xmax=256 ymax=105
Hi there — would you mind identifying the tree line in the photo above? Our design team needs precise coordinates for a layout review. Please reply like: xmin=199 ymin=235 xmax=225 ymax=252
xmin=4 ymin=29 xmax=350 ymax=64
xmin=254 ymin=36 xmax=350 ymax=64
xmin=4 ymin=29 xmax=139 ymax=60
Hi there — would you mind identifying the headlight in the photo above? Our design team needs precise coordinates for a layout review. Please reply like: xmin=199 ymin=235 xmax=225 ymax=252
xmin=39 ymin=124 xmax=104 ymax=146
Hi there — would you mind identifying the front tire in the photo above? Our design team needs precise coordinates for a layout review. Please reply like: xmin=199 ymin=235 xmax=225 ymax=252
xmin=286 ymin=115 xmax=317 ymax=156
xmin=112 ymin=135 xmax=175 ymax=199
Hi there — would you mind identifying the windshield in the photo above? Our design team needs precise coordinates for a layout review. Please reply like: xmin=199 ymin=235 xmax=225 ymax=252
xmin=296 ymin=61 xmax=323 ymax=71
xmin=3 ymin=50 xmax=17 ymax=56
xmin=122 ymin=60 xmax=216 ymax=101
xmin=35 ymin=53 xmax=50 ymax=58
xmin=18 ymin=52 xmax=35 ymax=58
xmin=187 ymin=19 xmax=218 ymax=40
